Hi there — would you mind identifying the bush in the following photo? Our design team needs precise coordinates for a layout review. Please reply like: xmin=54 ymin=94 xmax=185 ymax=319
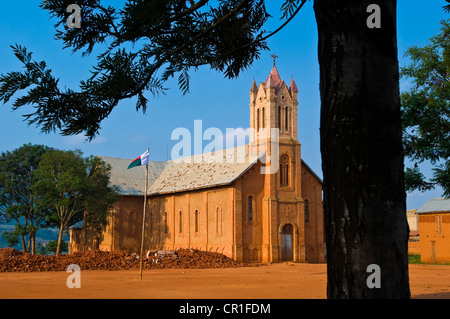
xmin=408 ymin=254 xmax=421 ymax=264
xmin=45 ymin=240 xmax=68 ymax=254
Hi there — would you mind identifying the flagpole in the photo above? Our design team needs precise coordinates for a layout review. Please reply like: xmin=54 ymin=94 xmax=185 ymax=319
xmin=139 ymin=147 xmax=149 ymax=280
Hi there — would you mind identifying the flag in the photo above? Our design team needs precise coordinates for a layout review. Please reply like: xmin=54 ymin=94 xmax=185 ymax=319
xmin=127 ymin=149 xmax=149 ymax=169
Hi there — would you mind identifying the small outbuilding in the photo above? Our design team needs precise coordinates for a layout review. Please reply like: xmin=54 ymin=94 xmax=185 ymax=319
xmin=416 ymin=198 xmax=450 ymax=263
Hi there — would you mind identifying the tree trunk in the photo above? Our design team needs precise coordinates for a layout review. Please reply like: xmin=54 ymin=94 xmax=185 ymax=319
xmin=20 ymin=234 xmax=27 ymax=253
xmin=313 ymin=0 xmax=410 ymax=298
xmin=56 ymin=225 xmax=64 ymax=256
xmin=30 ymin=231 xmax=36 ymax=255
xmin=27 ymin=234 xmax=31 ymax=253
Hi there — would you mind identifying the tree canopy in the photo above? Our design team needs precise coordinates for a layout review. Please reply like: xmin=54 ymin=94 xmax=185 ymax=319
xmin=0 ymin=145 xmax=118 ymax=255
xmin=0 ymin=144 xmax=51 ymax=254
xmin=32 ymin=148 xmax=119 ymax=255
xmin=0 ymin=0 xmax=305 ymax=140
xmin=401 ymin=19 xmax=450 ymax=198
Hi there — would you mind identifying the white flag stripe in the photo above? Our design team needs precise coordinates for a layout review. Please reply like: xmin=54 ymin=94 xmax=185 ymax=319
xmin=140 ymin=150 xmax=149 ymax=166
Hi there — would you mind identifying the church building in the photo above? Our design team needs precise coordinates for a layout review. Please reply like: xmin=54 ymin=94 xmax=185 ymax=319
xmin=69 ymin=64 xmax=326 ymax=263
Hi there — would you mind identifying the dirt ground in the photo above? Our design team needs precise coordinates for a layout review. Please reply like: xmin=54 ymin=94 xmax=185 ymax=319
xmin=0 ymin=263 xmax=450 ymax=299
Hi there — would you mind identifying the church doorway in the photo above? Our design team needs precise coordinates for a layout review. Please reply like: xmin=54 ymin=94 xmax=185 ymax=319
xmin=281 ymin=224 xmax=293 ymax=261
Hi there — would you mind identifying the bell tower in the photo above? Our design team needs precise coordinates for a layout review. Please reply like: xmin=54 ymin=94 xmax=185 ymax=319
xmin=249 ymin=60 xmax=299 ymax=145
xmin=248 ymin=59 xmax=305 ymax=263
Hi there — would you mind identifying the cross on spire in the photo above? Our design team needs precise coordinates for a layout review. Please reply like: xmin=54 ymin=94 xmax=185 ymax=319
xmin=271 ymin=53 xmax=278 ymax=66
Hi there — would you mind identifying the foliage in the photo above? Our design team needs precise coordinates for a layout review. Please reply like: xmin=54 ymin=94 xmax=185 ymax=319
xmin=35 ymin=242 xmax=47 ymax=255
xmin=32 ymin=149 xmax=88 ymax=228
xmin=408 ymin=254 xmax=422 ymax=264
xmin=2 ymin=230 xmax=20 ymax=248
xmin=0 ymin=144 xmax=52 ymax=253
xmin=0 ymin=0 xmax=306 ymax=140
xmin=444 ymin=0 xmax=450 ymax=14
xmin=400 ymin=19 xmax=450 ymax=198
xmin=45 ymin=239 xmax=68 ymax=254
xmin=32 ymin=149 xmax=118 ymax=254
xmin=83 ymin=155 xmax=120 ymax=233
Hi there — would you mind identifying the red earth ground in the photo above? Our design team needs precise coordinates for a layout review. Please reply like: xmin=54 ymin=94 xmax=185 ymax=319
xmin=0 ymin=262 xmax=449 ymax=299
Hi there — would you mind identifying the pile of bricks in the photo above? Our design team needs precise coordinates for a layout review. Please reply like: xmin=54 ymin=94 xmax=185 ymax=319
xmin=0 ymin=249 xmax=137 ymax=272
xmin=0 ymin=248 xmax=23 ymax=258
xmin=147 ymin=249 xmax=247 ymax=269
xmin=0 ymin=248 xmax=253 ymax=272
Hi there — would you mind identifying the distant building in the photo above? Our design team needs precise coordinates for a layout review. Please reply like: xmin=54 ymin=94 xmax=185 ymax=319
xmin=69 ymin=65 xmax=326 ymax=263
xmin=416 ymin=198 xmax=450 ymax=263
xmin=407 ymin=209 xmax=418 ymax=232
xmin=407 ymin=209 xmax=420 ymax=255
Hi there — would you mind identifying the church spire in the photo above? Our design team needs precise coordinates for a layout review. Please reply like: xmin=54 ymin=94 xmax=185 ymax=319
xmin=289 ymin=77 xmax=298 ymax=93
xmin=265 ymin=65 xmax=281 ymax=88
xmin=250 ymin=78 xmax=258 ymax=92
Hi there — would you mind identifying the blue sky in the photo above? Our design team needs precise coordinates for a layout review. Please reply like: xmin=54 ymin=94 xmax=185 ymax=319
xmin=0 ymin=1 xmax=447 ymax=210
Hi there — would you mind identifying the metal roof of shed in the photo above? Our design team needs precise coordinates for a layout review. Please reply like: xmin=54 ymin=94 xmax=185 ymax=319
xmin=416 ymin=198 xmax=450 ymax=214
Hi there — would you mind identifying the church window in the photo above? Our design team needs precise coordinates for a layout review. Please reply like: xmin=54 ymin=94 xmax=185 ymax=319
xmin=128 ymin=211 xmax=136 ymax=234
xmin=304 ymin=200 xmax=309 ymax=223
xmin=278 ymin=106 xmax=281 ymax=129
xmin=150 ymin=212 xmax=153 ymax=232
xmin=280 ymin=155 xmax=289 ymax=187
xmin=179 ymin=211 xmax=183 ymax=234
xmin=285 ymin=164 xmax=289 ymax=185
xmin=163 ymin=212 xmax=168 ymax=234
xmin=285 ymin=107 xmax=289 ymax=132
xmin=248 ymin=196 xmax=253 ymax=222
xmin=195 ymin=210 xmax=199 ymax=233
xmin=257 ymin=109 xmax=260 ymax=131
xmin=280 ymin=163 xmax=283 ymax=185
xmin=262 ymin=107 xmax=265 ymax=128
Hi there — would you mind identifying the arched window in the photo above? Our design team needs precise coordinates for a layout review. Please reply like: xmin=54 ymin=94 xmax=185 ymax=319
xmin=150 ymin=212 xmax=153 ymax=232
xmin=179 ymin=211 xmax=183 ymax=234
xmin=195 ymin=210 xmax=199 ymax=233
xmin=163 ymin=212 xmax=168 ymax=234
xmin=248 ymin=196 xmax=253 ymax=222
xmin=285 ymin=106 xmax=289 ymax=132
xmin=280 ymin=155 xmax=289 ymax=187
xmin=285 ymin=164 xmax=289 ymax=185
xmin=257 ymin=109 xmax=260 ymax=131
xmin=304 ymin=200 xmax=309 ymax=223
xmin=128 ymin=211 xmax=136 ymax=234
xmin=280 ymin=162 xmax=284 ymax=185
xmin=278 ymin=106 xmax=281 ymax=129
xmin=262 ymin=107 xmax=265 ymax=128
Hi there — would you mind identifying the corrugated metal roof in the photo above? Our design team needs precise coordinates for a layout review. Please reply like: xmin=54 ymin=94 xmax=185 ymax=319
xmin=99 ymin=156 xmax=167 ymax=196
xmin=70 ymin=220 xmax=84 ymax=229
xmin=148 ymin=145 xmax=262 ymax=195
xmin=416 ymin=198 xmax=450 ymax=214
xmin=99 ymin=146 xmax=263 ymax=196
xmin=100 ymin=144 xmax=322 ymax=197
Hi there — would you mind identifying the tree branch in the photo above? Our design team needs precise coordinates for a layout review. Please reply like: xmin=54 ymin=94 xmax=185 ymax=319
xmin=182 ymin=0 xmax=307 ymax=68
